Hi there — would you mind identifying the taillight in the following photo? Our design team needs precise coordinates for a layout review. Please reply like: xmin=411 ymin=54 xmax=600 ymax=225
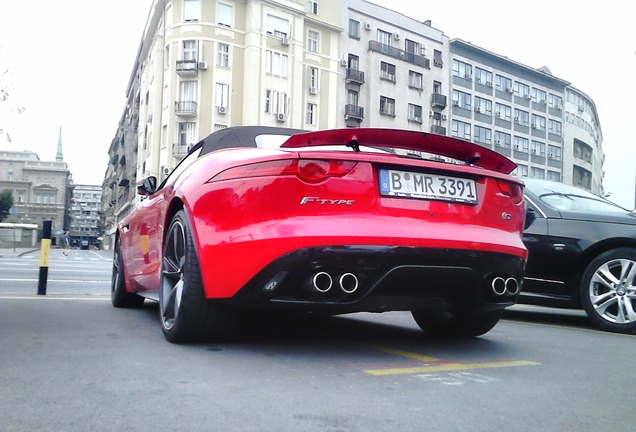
xmin=209 ymin=159 xmax=356 ymax=183
xmin=496 ymin=180 xmax=523 ymax=204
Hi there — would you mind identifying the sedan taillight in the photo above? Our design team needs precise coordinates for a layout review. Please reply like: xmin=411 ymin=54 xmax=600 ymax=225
xmin=496 ymin=180 xmax=524 ymax=204
xmin=209 ymin=159 xmax=357 ymax=183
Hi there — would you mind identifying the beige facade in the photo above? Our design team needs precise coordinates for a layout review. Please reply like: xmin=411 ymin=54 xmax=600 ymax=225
xmin=0 ymin=149 xmax=72 ymax=240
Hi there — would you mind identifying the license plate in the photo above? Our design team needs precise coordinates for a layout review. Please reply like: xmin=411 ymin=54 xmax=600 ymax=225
xmin=379 ymin=169 xmax=478 ymax=204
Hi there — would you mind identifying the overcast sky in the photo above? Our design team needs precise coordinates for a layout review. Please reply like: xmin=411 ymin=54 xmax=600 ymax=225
xmin=1 ymin=0 xmax=634 ymax=208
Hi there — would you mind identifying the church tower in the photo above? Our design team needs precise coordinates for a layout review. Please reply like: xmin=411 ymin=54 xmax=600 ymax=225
xmin=55 ymin=126 xmax=64 ymax=162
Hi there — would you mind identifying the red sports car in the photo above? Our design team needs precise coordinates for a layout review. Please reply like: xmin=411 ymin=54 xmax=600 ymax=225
xmin=111 ymin=127 xmax=527 ymax=343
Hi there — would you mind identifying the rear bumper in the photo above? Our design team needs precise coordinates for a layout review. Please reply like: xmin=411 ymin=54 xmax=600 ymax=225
xmin=229 ymin=246 xmax=525 ymax=314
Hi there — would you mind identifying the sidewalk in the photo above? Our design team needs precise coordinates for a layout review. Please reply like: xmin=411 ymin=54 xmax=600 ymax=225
xmin=0 ymin=247 xmax=40 ymax=258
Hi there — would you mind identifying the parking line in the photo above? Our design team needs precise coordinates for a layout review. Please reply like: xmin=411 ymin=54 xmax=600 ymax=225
xmin=362 ymin=343 xmax=440 ymax=362
xmin=363 ymin=360 xmax=539 ymax=376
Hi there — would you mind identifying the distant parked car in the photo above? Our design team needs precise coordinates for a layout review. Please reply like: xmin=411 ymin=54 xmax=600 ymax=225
xmin=521 ymin=178 xmax=636 ymax=334
xmin=111 ymin=126 xmax=527 ymax=343
xmin=80 ymin=240 xmax=89 ymax=250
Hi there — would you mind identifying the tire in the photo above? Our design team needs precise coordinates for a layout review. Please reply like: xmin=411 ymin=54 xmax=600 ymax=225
xmin=111 ymin=236 xmax=145 ymax=308
xmin=411 ymin=309 xmax=503 ymax=338
xmin=580 ymin=248 xmax=636 ymax=334
xmin=160 ymin=210 xmax=238 ymax=343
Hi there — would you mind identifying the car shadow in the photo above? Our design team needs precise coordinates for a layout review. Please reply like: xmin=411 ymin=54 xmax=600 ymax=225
xmin=503 ymin=305 xmax=596 ymax=331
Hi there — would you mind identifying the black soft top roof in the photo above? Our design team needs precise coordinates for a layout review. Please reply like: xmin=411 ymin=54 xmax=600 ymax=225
xmin=198 ymin=126 xmax=305 ymax=156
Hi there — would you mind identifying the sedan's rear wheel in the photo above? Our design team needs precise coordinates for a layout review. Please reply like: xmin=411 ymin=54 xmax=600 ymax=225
xmin=411 ymin=309 xmax=503 ymax=338
xmin=111 ymin=236 xmax=144 ymax=308
xmin=580 ymin=248 xmax=636 ymax=334
xmin=161 ymin=210 xmax=237 ymax=343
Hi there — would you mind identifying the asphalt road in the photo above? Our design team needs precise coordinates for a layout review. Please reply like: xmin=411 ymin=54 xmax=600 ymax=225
xmin=1 ymin=249 xmax=634 ymax=431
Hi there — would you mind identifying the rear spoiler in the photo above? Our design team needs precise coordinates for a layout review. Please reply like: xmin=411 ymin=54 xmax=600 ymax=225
xmin=281 ymin=128 xmax=517 ymax=174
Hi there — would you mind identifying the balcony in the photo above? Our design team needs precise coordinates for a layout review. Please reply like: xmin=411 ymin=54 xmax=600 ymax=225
xmin=175 ymin=100 xmax=198 ymax=117
xmin=431 ymin=93 xmax=447 ymax=109
xmin=346 ymin=68 xmax=365 ymax=85
xmin=368 ymin=41 xmax=430 ymax=69
xmin=430 ymin=125 xmax=446 ymax=135
xmin=173 ymin=143 xmax=192 ymax=159
xmin=176 ymin=60 xmax=198 ymax=76
xmin=344 ymin=104 xmax=364 ymax=122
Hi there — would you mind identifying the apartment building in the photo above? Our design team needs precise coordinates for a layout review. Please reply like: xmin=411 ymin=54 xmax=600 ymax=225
xmin=68 ymin=184 xmax=102 ymax=248
xmin=339 ymin=0 xmax=449 ymax=132
xmin=449 ymin=39 xmax=603 ymax=194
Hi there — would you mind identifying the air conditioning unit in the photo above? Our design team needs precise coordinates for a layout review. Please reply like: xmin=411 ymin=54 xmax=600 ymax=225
xmin=514 ymin=145 xmax=520 ymax=149
xmin=365 ymin=23 xmax=372 ymax=31
xmin=531 ymin=149 xmax=537 ymax=154
xmin=281 ymin=37 xmax=290 ymax=46
xmin=514 ymin=117 xmax=520 ymax=123
xmin=340 ymin=59 xmax=348 ymax=67
xmin=524 ymin=94 xmax=531 ymax=100
xmin=420 ymin=46 xmax=426 ymax=56
xmin=276 ymin=113 xmax=287 ymax=122
xmin=452 ymin=100 xmax=459 ymax=106
xmin=531 ymin=123 xmax=537 ymax=129
xmin=540 ymin=99 xmax=547 ymax=104
xmin=393 ymin=33 xmax=400 ymax=40
xmin=464 ymin=74 xmax=471 ymax=80
xmin=218 ymin=106 xmax=227 ymax=114
xmin=485 ymin=81 xmax=493 ymax=87
xmin=309 ymin=87 xmax=318 ymax=95
xmin=495 ymin=111 xmax=501 ymax=117
xmin=495 ymin=140 xmax=501 ymax=145
xmin=506 ymin=88 xmax=514 ymax=94
xmin=474 ymin=107 xmax=481 ymax=113
xmin=442 ymin=114 xmax=447 ymax=120
xmin=163 ymin=167 xmax=171 ymax=175
xmin=429 ymin=110 xmax=434 ymax=117
xmin=197 ymin=61 xmax=208 ymax=70
xmin=147 ymin=114 xmax=153 ymax=123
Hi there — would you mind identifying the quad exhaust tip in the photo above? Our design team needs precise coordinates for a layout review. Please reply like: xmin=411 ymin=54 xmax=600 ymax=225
xmin=312 ymin=272 xmax=333 ymax=293
xmin=338 ymin=273 xmax=359 ymax=294
xmin=311 ymin=271 xmax=359 ymax=294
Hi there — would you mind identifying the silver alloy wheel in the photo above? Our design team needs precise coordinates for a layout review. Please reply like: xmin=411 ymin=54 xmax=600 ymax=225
xmin=588 ymin=258 xmax=636 ymax=325
xmin=161 ymin=220 xmax=187 ymax=331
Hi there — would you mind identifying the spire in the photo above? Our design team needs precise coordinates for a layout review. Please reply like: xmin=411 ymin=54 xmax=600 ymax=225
xmin=55 ymin=126 xmax=64 ymax=162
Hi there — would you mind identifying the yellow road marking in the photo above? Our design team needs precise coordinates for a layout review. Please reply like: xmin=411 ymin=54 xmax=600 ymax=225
xmin=364 ymin=360 xmax=539 ymax=376
xmin=362 ymin=343 xmax=440 ymax=362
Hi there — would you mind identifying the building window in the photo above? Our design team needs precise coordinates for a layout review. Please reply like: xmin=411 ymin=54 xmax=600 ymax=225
xmin=433 ymin=50 xmax=443 ymax=67
xmin=530 ymin=167 xmax=545 ymax=179
xmin=265 ymin=50 xmax=289 ymax=78
xmin=184 ymin=0 xmax=200 ymax=22
xmin=377 ymin=29 xmax=392 ymax=47
xmin=531 ymin=140 xmax=546 ymax=156
xmin=307 ymin=30 xmax=319 ymax=53
xmin=217 ymin=43 xmax=230 ymax=68
xmin=474 ymin=97 xmax=492 ymax=115
xmin=348 ymin=54 xmax=360 ymax=70
xmin=179 ymin=80 xmax=198 ymax=102
xmin=475 ymin=67 xmax=493 ymax=86
xmin=532 ymin=114 xmax=546 ymax=131
xmin=513 ymin=136 xmax=529 ymax=152
xmin=408 ymin=104 xmax=422 ymax=123
xmin=347 ymin=89 xmax=359 ymax=106
xmin=474 ymin=126 xmax=491 ymax=145
xmin=379 ymin=96 xmax=395 ymax=116
xmin=178 ymin=122 xmax=196 ymax=145
xmin=548 ymin=144 xmax=562 ymax=160
xmin=513 ymin=164 xmax=528 ymax=177
xmin=495 ymin=74 xmax=512 ymax=92
xmin=548 ymin=93 xmax=563 ymax=109
xmin=215 ymin=83 xmax=229 ymax=108
xmin=309 ymin=0 xmax=318 ymax=14
xmin=547 ymin=171 xmax=561 ymax=182
xmin=514 ymin=109 xmax=529 ymax=126
xmin=452 ymin=90 xmax=471 ymax=110
xmin=548 ymin=119 xmax=562 ymax=136
xmin=495 ymin=103 xmax=511 ymax=121
xmin=408 ymin=70 xmax=423 ymax=90
xmin=451 ymin=120 xmax=471 ymax=140
xmin=214 ymin=124 xmax=228 ymax=132
xmin=182 ymin=40 xmax=198 ymax=60
xmin=308 ymin=66 xmax=319 ymax=90
xmin=494 ymin=131 xmax=511 ymax=148
xmin=514 ymin=81 xmax=530 ymax=98
xmin=452 ymin=59 xmax=472 ymax=79
xmin=348 ymin=19 xmax=360 ymax=39
xmin=217 ymin=2 xmax=232 ymax=27
xmin=266 ymin=14 xmax=289 ymax=38
xmin=380 ymin=62 xmax=396 ymax=82
xmin=265 ymin=90 xmax=288 ymax=115
xmin=164 ymin=45 xmax=170 ymax=69
xmin=306 ymin=103 xmax=317 ymax=125
xmin=531 ymin=87 xmax=547 ymax=104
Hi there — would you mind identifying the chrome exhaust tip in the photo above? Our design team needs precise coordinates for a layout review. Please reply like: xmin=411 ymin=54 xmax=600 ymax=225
xmin=312 ymin=272 xmax=333 ymax=293
xmin=491 ymin=277 xmax=507 ymax=296
xmin=505 ymin=278 xmax=520 ymax=295
xmin=338 ymin=273 xmax=359 ymax=294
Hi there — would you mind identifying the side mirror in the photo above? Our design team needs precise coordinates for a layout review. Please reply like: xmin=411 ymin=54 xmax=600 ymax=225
xmin=524 ymin=208 xmax=537 ymax=230
xmin=137 ymin=176 xmax=158 ymax=196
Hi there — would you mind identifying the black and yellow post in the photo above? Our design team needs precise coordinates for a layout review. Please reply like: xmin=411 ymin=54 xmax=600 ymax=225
xmin=37 ymin=220 xmax=52 ymax=296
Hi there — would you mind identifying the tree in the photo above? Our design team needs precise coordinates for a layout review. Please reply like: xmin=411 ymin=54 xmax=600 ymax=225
xmin=0 ymin=189 xmax=14 ymax=222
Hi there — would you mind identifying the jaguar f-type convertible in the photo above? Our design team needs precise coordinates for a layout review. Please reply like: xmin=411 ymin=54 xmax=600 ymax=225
xmin=111 ymin=127 xmax=527 ymax=343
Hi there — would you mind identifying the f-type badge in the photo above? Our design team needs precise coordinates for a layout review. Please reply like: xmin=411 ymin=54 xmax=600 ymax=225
xmin=301 ymin=197 xmax=354 ymax=205
xmin=501 ymin=212 xmax=512 ymax=220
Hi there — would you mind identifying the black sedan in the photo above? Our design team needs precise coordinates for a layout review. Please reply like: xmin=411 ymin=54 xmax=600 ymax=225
xmin=521 ymin=178 xmax=636 ymax=334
